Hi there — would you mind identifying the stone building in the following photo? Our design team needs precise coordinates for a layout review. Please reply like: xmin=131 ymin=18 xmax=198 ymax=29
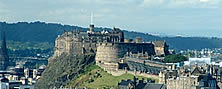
xmin=118 ymin=76 xmax=166 ymax=89
xmin=166 ymin=73 xmax=219 ymax=89
xmin=54 ymin=24 xmax=124 ymax=57
xmin=95 ymin=42 xmax=155 ymax=71
xmin=159 ymin=64 xmax=220 ymax=89
xmin=153 ymin=41 xmax=169 ymax=57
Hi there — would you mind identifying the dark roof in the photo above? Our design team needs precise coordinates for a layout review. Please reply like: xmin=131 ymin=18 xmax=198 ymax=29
xmin=198 ymin=74 xmax=219 ymax=88
xmin=191 ymin=67 xmax=202 ymax=76
xmin=118 ymin=80 xmax=133 ymax=86
xmin=143 ymin=83 xmax=166 ymax=89
xmin=118 ymin=79 xmax=166 ymax=89
xmin=0 ymin=77 xmax=9 ymax=82
xmin=136 ymin=82 xmax=147 ymax=89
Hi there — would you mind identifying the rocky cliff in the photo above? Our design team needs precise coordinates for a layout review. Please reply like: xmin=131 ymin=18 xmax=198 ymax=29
xmin=35 ymin=53 xmax=95 ymax=89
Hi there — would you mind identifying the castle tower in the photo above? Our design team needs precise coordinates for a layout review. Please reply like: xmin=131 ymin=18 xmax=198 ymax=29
xmin=0 ymin=31 xmax=9 ymax=70
xmin=89 ymin=12 xmax=94 ymax=33
xmin=89 ymin=24 xmax=94 ymax=33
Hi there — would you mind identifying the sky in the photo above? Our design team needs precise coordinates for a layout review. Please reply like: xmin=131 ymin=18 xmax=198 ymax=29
xmin=0 ymin=0 xmax=222 ymax=37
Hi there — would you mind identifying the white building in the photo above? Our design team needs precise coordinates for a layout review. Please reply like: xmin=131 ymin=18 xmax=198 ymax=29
xmin=19 ymin=85 xmax=34 ymax=89
xmin=184 ymin=58 xmax=211 ymax=65
xmin=0 ymin=77 xmax=9 ymax=89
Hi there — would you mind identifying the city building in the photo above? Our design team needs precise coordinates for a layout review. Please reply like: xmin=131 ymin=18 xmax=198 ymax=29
xmin=118 ymin=76 xmax=166 ymax=89
xmin=159 ymin=64 xmax=220 ymax=89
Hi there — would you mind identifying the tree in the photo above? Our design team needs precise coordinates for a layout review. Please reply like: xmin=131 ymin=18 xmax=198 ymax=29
xmin=163 ymin=54 xmax=187 ymax=63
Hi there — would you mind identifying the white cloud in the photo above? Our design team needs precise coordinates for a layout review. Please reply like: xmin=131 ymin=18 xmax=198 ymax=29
xmin=0 ymin=1 xmax=11 ymax=21
xmin=140 ymin=0 xmax=165 ymax=7
xmin=141 ymin=0 xmax=222 ymax=8
xmin=200 ymin=0 xmax=210 ymax=3
xmin=0 ymin=0 xmax=222 ymax=38
xmin=0 ymin=2 xmax=8 ymax=13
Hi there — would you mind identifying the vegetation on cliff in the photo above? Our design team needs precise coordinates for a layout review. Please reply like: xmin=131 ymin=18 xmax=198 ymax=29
xmin=163 ymin=54 xmax=188 ymax=63
xmin=6 ymin=41 xmax=53 ymax=57
xmin=35 ymin=53 xmax=95 ymax=89
xmin=68 ymin=65 xmax=158 ymax=89
xmin=35 ymin=53 xmax=157 ymax=89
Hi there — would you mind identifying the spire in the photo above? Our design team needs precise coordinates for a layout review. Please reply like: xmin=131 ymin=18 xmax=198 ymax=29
xmin=0 ymin=24 xmax=7 ymax=53
xmin=2 ymin=31 xmax=7 ymax=53
xmin=1 ymin=31 xmax=7 ymax=56
xmin=0 ymin=24 xmax=9 ymax=70
xmin=90 ymin=12 xmax=94 ymax=25
xmin=2 ymin=31 xmax=7 ymax=50
xmin=89 ymin=12 xmax=94 ymax=33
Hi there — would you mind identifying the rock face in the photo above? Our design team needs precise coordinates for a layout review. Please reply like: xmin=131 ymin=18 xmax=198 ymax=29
xmin=35 ymin=53 xmax=95 ymax=89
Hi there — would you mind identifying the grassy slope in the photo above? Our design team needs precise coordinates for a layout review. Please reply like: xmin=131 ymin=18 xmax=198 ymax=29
xmin=35 ymin=54 xmax=95 ymax=89
xmin=69 ymin=65 xmax=158 ymax=89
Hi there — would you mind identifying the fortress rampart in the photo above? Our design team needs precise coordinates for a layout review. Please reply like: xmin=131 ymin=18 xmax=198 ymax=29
xmin=95 ymin=42 xmax=155 ymax=65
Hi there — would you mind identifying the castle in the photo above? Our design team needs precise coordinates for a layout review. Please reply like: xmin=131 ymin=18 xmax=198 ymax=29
xmin=53 ymin=23 xmax=169 ymax=71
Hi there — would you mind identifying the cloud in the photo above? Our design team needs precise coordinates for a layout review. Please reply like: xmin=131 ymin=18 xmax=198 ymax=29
xmin=141 ymin=0 xmax=165 ymax=6
xmin=141 ymin=0 xmax=222 ymax=8
xmin=0 ymin=2 xmax=8 ymax=13
xmin=0 ymin=0 xmax=222 ymax=37
xmin=200 ymin=0 xmax=210 ymax=3
xmin=0 ymin=1 xmax=11 ymax=21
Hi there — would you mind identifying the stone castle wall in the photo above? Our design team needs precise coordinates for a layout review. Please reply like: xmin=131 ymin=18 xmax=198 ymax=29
xmin=54 ymin=33 xmax=98 ymax=56
xmin=166 ymin=76 xmax=199 ymax=89
xmin=154 ymin=41 xmax=169 ymax=56
xmin=95 ymin=42 xmax=155 ymax=70
xmin=107 ymin=70 xmax=159 ymax=79
xmin=96 ymin=43 xmax=121 ymax=64
xmin=154 ymin=47 xmax=165 ymax=56
xmin=54 ymin=27 xmax=124 ymax=57
xmin=54 ymin=36 xmax=69 ymax=56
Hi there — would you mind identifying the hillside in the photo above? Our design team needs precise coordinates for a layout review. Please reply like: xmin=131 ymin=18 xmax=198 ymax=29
xmin=0 ymin=21 xmax=85 ymax=43
xmin=1 ymin=21 xmax=222 ymax=50
xmin=124 ymin=31 xmax=222 ymax=50
xmin=6 ymin=41 xmax=53 ymax=57
xmin=35 ymin=53 xmax=95 ymax=89
xmin=68 ymin=65 xmax=157 ymax=89
xmin=35 ymin=53 xmax=157 ymax=89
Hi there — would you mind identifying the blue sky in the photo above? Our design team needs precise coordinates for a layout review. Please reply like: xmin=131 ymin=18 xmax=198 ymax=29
xmin=0 ymin=0 xmax=222 ymax=37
